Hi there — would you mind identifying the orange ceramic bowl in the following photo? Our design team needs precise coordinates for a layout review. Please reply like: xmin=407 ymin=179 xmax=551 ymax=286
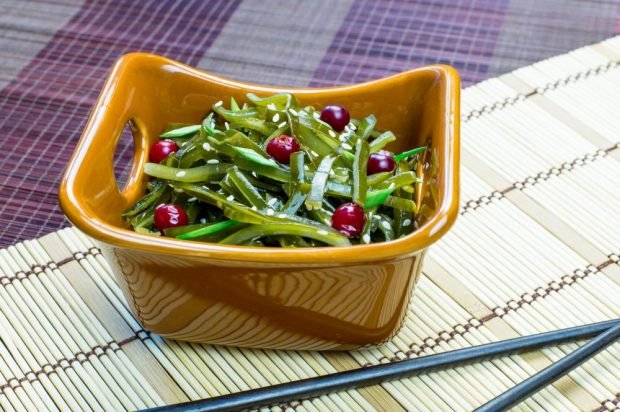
xmin=59 ymin=53 xmax=460 ymax=350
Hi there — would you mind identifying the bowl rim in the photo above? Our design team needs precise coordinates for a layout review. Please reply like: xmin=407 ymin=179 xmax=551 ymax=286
xmin=59 ymin=53 xmax=460 ymax=265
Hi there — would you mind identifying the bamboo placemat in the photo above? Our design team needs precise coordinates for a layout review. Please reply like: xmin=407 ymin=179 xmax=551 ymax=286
xmin=2 ymin=37 xmax=620 ymax=411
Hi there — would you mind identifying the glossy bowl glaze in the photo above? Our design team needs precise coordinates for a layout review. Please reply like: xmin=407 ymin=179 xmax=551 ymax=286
xmin=59 ymin=53 xmax=460 ymax=350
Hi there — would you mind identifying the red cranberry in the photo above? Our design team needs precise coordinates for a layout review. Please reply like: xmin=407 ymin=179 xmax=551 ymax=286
xmin=154 ymin=203 xmax=188 ymax=232
xmin=266 ymin=135 xmax=300 ymax=164
xmin=149 ymin=139 xmax=178 ymax=163
xmin=320 ymin=105 xmax=350 ymax=132
xmin=367 ymin=152 xmax=396 ymax=175
xmin=331 ymin=202 xmax=365 ymax=237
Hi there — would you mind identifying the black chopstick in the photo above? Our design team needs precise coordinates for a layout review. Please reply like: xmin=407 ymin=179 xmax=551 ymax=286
xmin=143 ymin=319 xmax=618 ymax=412
xmin=475 ymin=321 xmax=620 ymax=411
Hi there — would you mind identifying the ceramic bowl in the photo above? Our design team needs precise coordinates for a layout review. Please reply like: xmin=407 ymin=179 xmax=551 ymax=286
xmin=59 ymin=53 xmax=460 ymax=350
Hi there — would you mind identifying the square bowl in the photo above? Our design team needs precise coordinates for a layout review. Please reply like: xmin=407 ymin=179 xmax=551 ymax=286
xmin=59 ymin=53 xmax=460 ymax=350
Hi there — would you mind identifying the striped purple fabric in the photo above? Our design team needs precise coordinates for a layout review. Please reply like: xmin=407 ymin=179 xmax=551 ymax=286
xmin=311 ymin=0 xmax=510 ymax=86
xmin=0 ymin=0 xmax=618 ymax=247
xmin=0 ymin=0 xmax=241 ymax=246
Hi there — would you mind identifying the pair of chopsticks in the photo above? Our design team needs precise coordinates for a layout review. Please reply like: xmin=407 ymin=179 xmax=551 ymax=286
xmin=145 ymin=319 xmax=620 ymax=412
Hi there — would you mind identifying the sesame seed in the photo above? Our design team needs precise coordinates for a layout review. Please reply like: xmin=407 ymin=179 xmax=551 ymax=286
xmin=266 ymin=208 xmax=275 ymax=216
xmin=224 ymin=122 xmax=230 ymax=130
xmin=200 ymin=218 xmax=206 ymax=224
xmin=277 ymin=213 xmax=288 ymax=218
xmin=328 ymin=130 xmax=336 ymax=138
xmin=342 ymin=143 xmax=352 ymax=150
xmin=350 ymin=123 xmax=357 ymax=130
xmin=288 ymin=108 xmax=298 ymax=116
xmin=187 ymin=197 xmax=197 ymax=202
xmin=251 ymin=205 xmax=258 ymax=211
xmin=362 ymin=234 xmax=371 ymax=243
xmin=339 ymin=136 xmax=347 ymax=142
xmin=313 ymin=112 xmax=320 ymax=119
xmin=272 ymin=113 xmax=280 ymax=123
xmin=403 ymin=219 xmax=412 ymax=226
xmin=207 ymin=159 xmax=219 ymax=164
xmin=317 ymin=229 xmax=328 ymax=236
xmin=268 ymin=198 xmax=278 ymax=206
xmin=278 ymin=121 xmax=287 ymax=128
xmin=227 ymin=195 xmax=235 ymax=201
xmin=310 ymin=150 xmax=319 ymax=157
xmin=381 ymin=221 xmax=391 ymax=230
xmin=176 ymin=171 xmax=186 ymax=177
xmin=214 ymin=100 xmax=223 ymax=107
xmin=202 ymin=142 xmax=211 ymax=151
xmin=267 ymin=103 xmax=277 ymax=110
xmin=388 ymin=183 xmax=395 ymax=189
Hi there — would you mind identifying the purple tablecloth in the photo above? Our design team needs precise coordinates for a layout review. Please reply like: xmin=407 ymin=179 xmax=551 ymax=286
xmin=1 ymin=0 xmax=618 ymax=247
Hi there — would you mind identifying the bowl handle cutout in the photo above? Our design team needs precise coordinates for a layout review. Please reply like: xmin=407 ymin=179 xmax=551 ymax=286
xmin=113 ymin=118 xmax=148 ymax=200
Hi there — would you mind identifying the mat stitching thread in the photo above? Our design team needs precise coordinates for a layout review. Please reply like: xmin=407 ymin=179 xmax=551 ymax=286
xmin=0 ymin=334 xmax=147 ymax=392
xmin=462 ymin=60 xmax=620 ymax=122
xmin=0 ymin=250 xmax=616 ymax=402
xmin=460 ymin=147 xmax=616 ymax=215
xmin=367 ymin=257 xmax=615 ymax=365
xmin=0 ymin=248 xmax=102 ymax=282
xmin=592 ymin=393 xmax=620 ymax=412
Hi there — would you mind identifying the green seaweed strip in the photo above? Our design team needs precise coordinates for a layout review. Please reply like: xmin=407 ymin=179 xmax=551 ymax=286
xmin=234 ymin=158 xmax=290 ymax=182
xmin=359 ymin=208 xmax=376 ymax=244
xmin=393 ymin=146 xmax=427 ymax=161
xmin=374 ymin=214 xmax=394 ymax=241
xmin=219 ymin=175 xmax=245 ymax=203
xmin=305 ymin=154 xmax=338 ymax=210
xmin=213 ymin=105 xmax=259 ymax=122
xmin=367 ymin=172 xmax=392 ymax=187
xmin=160 ymin=124 xmax=200 ymax=138
xmin=384 ymin=196 xmax=417 ymax=212
xmin=228 ymin=166 xmax=267 ymax=208
xmin=230 ymin=97 xmax=240 ymax=112
xmin=369 ymin=131 xmax=396 ymax=153
xmin=201 ymin=113 xmax=216 ymax=137
xmin=122 ymin=181 xmax=166 ymax=217
xmin=352 ymin=138 xmax=370 ymax=205
xmin=224 ymin=131 xmax=270 ymax=157
xmin=231 ymin=146 xmax=278 ymax=168
xmin=376 ymin=171 xmax=421 ymax=190
xmin=364 ymin=187 xmax=396 ymax=209
xmin=282 ymin=151 xmax=307 ymax=214
xmin=163 ymin=223 xmax=206 ymax=237
xmin=354 ymin=114 xmax=377 ymax=142
xmin=219 ymin=223 xmax=350 ymax=246
xmin=243 ymin=171 xmax=282 ymax=192
xmin=177 ymin=220 xmax=242 ymax=240
xmin=282 ymin=191 xmax=306 ymax=215
xmin=144 ymin=163 xmax=231 ymax=182
xmin=230 ymin=118 xmax=277 ymax=136
xmin=247 ymin=93 xmax=297 ymax=110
